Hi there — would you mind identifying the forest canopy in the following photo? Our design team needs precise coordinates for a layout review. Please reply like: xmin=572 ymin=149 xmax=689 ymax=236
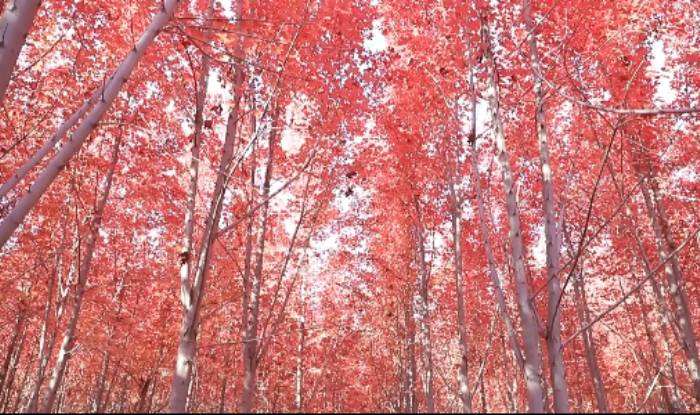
xmin=1 ymin=0 xmax=700 ymax=413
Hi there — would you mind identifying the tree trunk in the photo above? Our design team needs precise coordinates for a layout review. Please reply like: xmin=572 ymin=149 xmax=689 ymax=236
xmin=91 ymin=352 xmax=110 ymax=413
xmin=0 ymin=0 xmax=42 ymax=105
xmin=0 ymin=0 xmax=186 ymax=249
xmin=24 ymin=215 xmax=70 ymax=414
xmin=136 ymin=378 xmax=152 ymax=414
xmin=240 ymin=118 xmax=276 ymax=413
xmin=445 ymin=147 xmax=472 ymax=412
xmin=635 ymin=158 xmax=700 ymax=404
xmin=0 ymin=324 xmax=26 ymax=413
xmin=219 ymin=377 xmax=227 ymax=413
xmin=0 ymin=307 xmax=25 ymax=396
xmin=168 ymin=0 xmax=245 ymax=410
xmin=480 ymin=9 xmax=545 ymax=413
xmin=522 ymin=1 xmax=570 ymax=411
xmin=412 ymin=197 xmax=434 ymax=413
xmin=40 ymin=131 xmax=122 ymax=413
xmin=178 ymin=0 xmax=215 ymax=321
xmin=572 ymin=272 xmax=609 ymax=412
xmin=295 ymin=277 xmax=306 ymax=413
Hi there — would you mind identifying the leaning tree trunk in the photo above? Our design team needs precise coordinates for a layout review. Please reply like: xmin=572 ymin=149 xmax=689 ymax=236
xmin=480 ymin=9 xmax=545 ymax=413
xmin=0 ymin=0 xmax=42 ymax=105
xmin=0 ymin=0 xmax=186 ymax=249
xmin=470 ymin=20 xmax=526 ymax=374
xmin=240 ymin=120 xmax=276 ymax=413
xmin=0 ymin=307 xmax=25 ymax=394
xmin=522 ymin=0 xmax=569 ymax=411
xmin=634 ymin=157 xmax=700 ymax=404
xmin=572 ymin=271 xmax=609 ymax=412
xmin=40 ymin=131 xmax=122 ymax=413
xmin=168 ymin=0 xmax=245 ymax=410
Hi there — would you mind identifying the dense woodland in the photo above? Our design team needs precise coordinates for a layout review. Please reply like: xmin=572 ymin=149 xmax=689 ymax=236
xmin=1 ymin=0 xmax=700 ymax=413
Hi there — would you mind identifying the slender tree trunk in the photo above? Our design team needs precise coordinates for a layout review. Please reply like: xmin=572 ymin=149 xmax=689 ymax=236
xmin=412 ymin=198 xmax=434 ymax=413
xmin=91 ymin=352 xmax=110 ymax=413
xmin=24 ymin=216 xmax=70 ymax=414
xmin=147 ymin=377 xmax=157 ymax=414
xmin=0 ymin=84 xmax=105 ymax=201
xmin=480 ymin=10 xmax=545 ymax=413
xmin=0 ymin=0 xmax=186 ymax=249
xmin=178 ymin=0 xmax=215 ymax=321
xmin=240 ymin=120 xmax=276 ymax=413
xmin=295 ymin=277 xmax=306 ymax=413
xmin=634 ymin=159 xmax=700 ymax=404
xmin=219 ymin=377 xmax=227 ymax=413
xmin=0 ymin=0 xmax=42 ymax=105
xmin=521 ymin=1 xmax=569 ymax=411
xmin=572 ymin=272 xmax=609 ymax=412
xmin=168 ymin=0 xmax=245 ymax=410
xmin=0 ymin=308 xmax=25 ymax=395
xmin=445 ymin=148 xmax=472 ymax=412
xmin=40 ymin=131 xmax=122 ymax=413
xmin=0 ymin=323 xmax=27 ymax=413
xmin=136 ymin=378 xmax=152 ymax=413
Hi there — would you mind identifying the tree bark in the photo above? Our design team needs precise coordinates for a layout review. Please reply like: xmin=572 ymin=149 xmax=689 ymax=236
xmin=40 ymin=130 xmax=122 ymax=413
xmin=480 ymin=9 xmax=545 ymax=413
xmin=295 ymin=277 xmax=306 ymax=413
xmin=412 ymin=197 xmax=435 ymax=413
xmin=522 ymin=1 xmax=569 ymax=411
xmin=635 ymin=159 xmax=700 ymax=404
xmin=240 ymin=118 xmax=276 ymax=413
xmin=572 ymin=272 xmax=609 ymax=412
xmin=178 ymin=0 xmax=215 ymax=320
xmin=0 ymin=0 xmax=186 ymax=249
xmin=0 ymin=0 xmax=42 ymax=105
xmin=445 ymin=146 xmax=472 ymax=412
xmin=0 ymin=307 xmax=25 ymax=395
xmin=91 ymin=352 xmax=110 ymax=413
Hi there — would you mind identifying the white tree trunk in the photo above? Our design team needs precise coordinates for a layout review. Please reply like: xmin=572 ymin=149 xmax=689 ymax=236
xmin=481 ymin=10 xmax=545 ymax=413
xmin=0 ymin=0 xmax=186 ymax=249
xmin=240 ymin=122 xmax=276 ymax=413
xmin=412 ymin=197 xmax=435 ymax=413
xmin=178 ymin=0 xmax=215 ymax=313
xmin=446 ymin=151 xmax=472 ymax=412
xmin=0 ymin=84 xmax=105 ymax=201
xmin=169 ymin=2 xmax=245 ymax=409
xmin=0 ymin=0 xmax=42 ymax=104
xmin=522 ymin=1 xmax=569 ymax=411
xmin=40 ymin=131 xmax=121 ymax=413
xmin=636 ymin=160 xmax=700 ymax=404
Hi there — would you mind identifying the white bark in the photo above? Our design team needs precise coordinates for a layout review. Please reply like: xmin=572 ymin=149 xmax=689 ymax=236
xmin=240 ymin=123 xmax=276 ymax=413
xmin=0 ymin=0 xmax=186 ymax=249
xmin=178 ymin=0 xmax=215 ymax=311
xmin=522 ymin=1 xmax=569 ymax=411
xmin=481 ymin=11 xmax=545 ymax=413
xmin=412 ymin=197 xmax=435 ymax=413
xmin=636 ymin=161 xmax=700 ymax=404
xmin=446 ymin=150 xmax=472 ymax=412
xmin=0 ymin=0 xmax=42 ymax=105
xmin=169 ymin=1 xmax=245 ymax=409
xmin=40 ymin=131 xmax=121 ymax=413
xmin=572 ymin=273 xmax=609 ymax=412
xmin=0 ymin=84 xmax=105 ymax=201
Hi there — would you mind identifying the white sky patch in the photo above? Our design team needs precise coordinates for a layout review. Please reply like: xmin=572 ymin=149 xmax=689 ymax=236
xmin=648 ymin=39 xmax=677 ymax=105
xmin=364 ymin=19 xmax=388 ymax=54
xmin=218 ymin=0 xmax=235 ymax=19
